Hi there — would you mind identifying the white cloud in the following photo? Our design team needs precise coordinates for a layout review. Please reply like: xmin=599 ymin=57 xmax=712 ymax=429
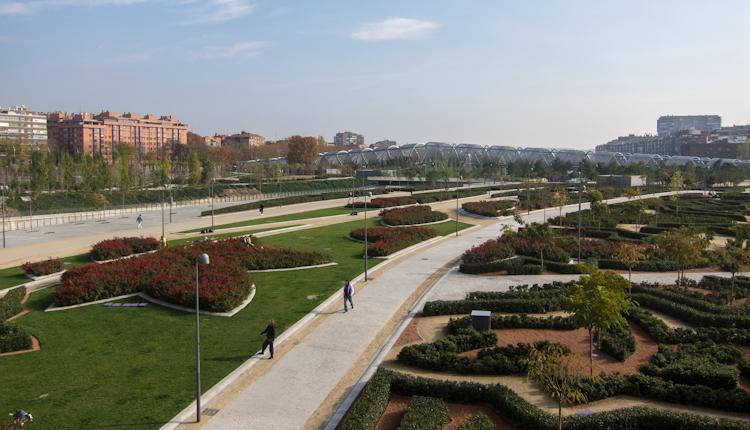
xmin=197 ymin=41 xmax=264 ymax=59
xmin=184 ymin=0 xmax=254 ymax=24
xmin=1 ymin=0 xmax=149 ymax=15
xmin=351 ymin=17 xmax=438 ymax=41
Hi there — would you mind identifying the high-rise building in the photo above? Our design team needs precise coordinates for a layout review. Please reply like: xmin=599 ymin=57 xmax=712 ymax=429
xmin=46 ymin=111 xmax=188 ymax=162
xmin=657 ymin=115 xmax=721 ymax=135
xmin=0 ymin=106 xmax=48 ymax=149
xmin=334 ymin=131 xmax=364 ymax=147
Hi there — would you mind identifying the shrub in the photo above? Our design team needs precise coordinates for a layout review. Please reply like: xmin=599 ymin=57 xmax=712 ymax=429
xmin=397 ymin=396 xmax=450 ymax=430
xmin=21 ymin=258 xmax=64 ymax=276
xmin=423 ymin=297 xmax=564 ymax=316
xmin=350 ymin=226 xmax=440 ymax=257
xmin=90 ymin=236 xmax=160 ymax=261
xmin=461 ymin=239 xmax=515 ymax=264
xmin=640 ymin=358 xmax=740 ymax=391
xmin=630 ymin=294 xmax=750 ymax=329
xmin=347 ymin=196 xmax=417 ymax=209
xmin=455 ymin=412 xmax=494 ymax=430
xmin=0 ymin=321 xmax=32 ymax=353
xmin=380 ymin=205 xmax=448 ymax=225
xmin=462 ymin=201 xmax=514 ymax=217
xmin=600 ymin=323 xmax=637 ymax=362
xmin=0 ymin=287 xmax=25 ymax=321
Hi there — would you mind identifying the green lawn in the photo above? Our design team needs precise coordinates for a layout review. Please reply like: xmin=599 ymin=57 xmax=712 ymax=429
xmin=0 ymin=217 xmax=473 ymax=429
xmin=180 ymin=206 xmax=379 ymax=233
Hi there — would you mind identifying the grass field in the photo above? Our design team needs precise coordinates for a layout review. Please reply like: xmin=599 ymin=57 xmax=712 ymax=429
xmin=0 ymin=217 xmax=473 ymax=429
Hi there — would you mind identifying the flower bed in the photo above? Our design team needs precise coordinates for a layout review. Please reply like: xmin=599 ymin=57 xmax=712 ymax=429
xmin=346 ymin=197 xmax=417 ymax=209
xmin=461 ymin=239 xmax=515 ymax=264
xmin=579 ymin=240 xmax=664 ymax=260
xmin=350 ymin=226 xmax=440 ymax=257
xmin=380 ymin=205 xmax=448 ymax=226
xmin=21 ymin=258 xmax=64 ymax=277
xmin=90 ymin=236 xmax=161 ymax=261
xmin=52 ymin=237 xmax=329 ymax=312
xmin=462 ymin=201 xmax=514 ymax=217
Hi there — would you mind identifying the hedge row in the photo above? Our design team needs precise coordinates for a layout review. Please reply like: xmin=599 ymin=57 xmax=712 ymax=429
xmin=699 ymin=275 xmax=750 ymax=300
xmin=628 ymin=308 xmax=750 ymax=346
xmin=460 ymin=256 xmax=579 ymax=275
xmin=397 ymin=396 xmax=450 ymax=430
xmin=340 ymin=368 xmax=750 ymax=430
xmin=631 ymin=284 xmax=730 ymax=315
xmin=600 ymin=323 xmax=637 ymax=362
xmin=455 ymin=412 xmax=494 ymax=430
xmin=397 ymin=329 xmax=498 ymax=373
xmin=639 ymin=359 xmax=740 ymax=391
xmin=597 ymin=258 xmax=681 ymax=272
xmin=0 ymin=287 xmax=25 ymax=321
xmin=423 ymin=297 xmax=563 ymax=316
xmin=630 ymin=294 xmax=750 ymax=329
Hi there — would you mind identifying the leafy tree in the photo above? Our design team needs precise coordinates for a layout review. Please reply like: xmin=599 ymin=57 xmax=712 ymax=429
xmin=617 ymin=243 xmax=646 ymax=288
xmin=519 ymin=222 xmax=555 ymax=271
xmin=713 ymin=246 xmax=750 ymax=305
xmin=316 ymin=135 xmax=326 ymax=147
xmin=669 ymin=171 xmax=684 ymax=214
xmin=599 ymin=187 xmax=615 ymax=200
xmin=526 ymin=345 xmax=596 ymax=430
xmin=645 ymin=197 xmax=663 ymax=228
xmin=657 ymin=226 xmax=710 ymax=287
xmin=730 ymin=224 xmax=750 ymax=249
xmin=286 ymin=135 xmax=318 ymax=165
xmin=564 ymin=267 xmax=637 ymax=373
xmin=622 ymin=188 xmax=636 ymax=200
xmin=200 ymin=155 xmax=214 ymax=184
xmin=590 ymin=202 xmax=608 ymax=230
xmin=170 ymin=142 xmax=191 ymax=163
xmin=30 ymin=150 xmax=49 ymax=194
xmin=739 ymin=139 xmax=750 ymax=160
xmin=158 ymin=154 xmax=172 ymax=185
xmin=550 ymin=187 xmax=569 ymax=227
xmin=624 ymin=199 xmax=647 ymax=230
xmin=60 ymin=150 xmax=75 ymax=192
xmin=188 ymin=151 xmax=201 ymax=185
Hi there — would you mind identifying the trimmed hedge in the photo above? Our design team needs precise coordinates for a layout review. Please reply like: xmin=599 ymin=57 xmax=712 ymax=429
xmin=0 ymin=322 xmax=32 ymax=353
xmin=455 ymin=412 xmax=493 ymax=430
xmin=397 ymin=330 xmax=499 ymax=373
xmin=0 ymin=287 xmax=25 ymax=321
xmin=423 ymin=297 xmax=563 ymax=316
xmin=600 ymin=323 xmax=637 ymax=362
xmin=341 ymin=368 xmax=750 ymax=430
xmin=630 ymin=294 xmax=750 ymax=329
xmin=628 ymin=308 xmax=750 ymax=346
xmin=631 ymin=284 xmax=729 ymax=314
xmin=639 ymin=358 xmax=740 ymax=391
xmin=397 ymin=396 xmax=450 ymax=430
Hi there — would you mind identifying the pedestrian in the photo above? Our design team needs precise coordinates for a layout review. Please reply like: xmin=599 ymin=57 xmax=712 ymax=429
xmin=259 ymin=204 xmax=264 ymax=215
xmin=343 ymin=280 xmax=354 ymax=312
xmin=136 ymin=214 xmax=143 ymax=228
xmin=259 ymin=319 xmax=275 ymax=359
xmin=9 ymin=410 xmax=33 ymax=427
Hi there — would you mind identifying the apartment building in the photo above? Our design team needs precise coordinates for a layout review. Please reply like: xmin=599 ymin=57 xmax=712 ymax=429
xmin=334 ymin=131 xmax=364 ymax=147
xmin=222 ymin=132 xmax=265 ymax=148
xmin=0 ymin=105 xmax=48 ymax=149
xmin=46 ymin=111 xmax=188 ymax=162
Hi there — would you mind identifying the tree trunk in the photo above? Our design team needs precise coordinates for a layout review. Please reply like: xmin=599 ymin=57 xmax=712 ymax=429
xmin=589 ymin=328 xmax=593 ymax=376
xmin=558 ymin=398 xmax=563 ymax=430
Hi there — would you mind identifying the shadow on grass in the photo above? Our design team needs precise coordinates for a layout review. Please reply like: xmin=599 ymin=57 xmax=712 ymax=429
xmin=57 ymin=421 xmax=170 ymax=429
xmin=207 ymin=355 xmax=250 ymax=362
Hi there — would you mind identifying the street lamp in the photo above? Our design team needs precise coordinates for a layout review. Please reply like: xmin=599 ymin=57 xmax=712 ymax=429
xmin=1 ymin=185 xmax=6 ymax=248
xmin=364 ymin=191 xmax=372 ymax=281
xmin=194 ymin=253 xmax=209 ymax=422
xmin=578 ymin=180 xmax=586 ymax=262
xmin=456 ymin=176 xmax=462 ymax=237
xmin=161 ymin=184 xmax=166 ymax=241
xmin=210 ymin=178 xmax=215 ymax=232
xmin=168 ymin=177 xmax=173 ymax=223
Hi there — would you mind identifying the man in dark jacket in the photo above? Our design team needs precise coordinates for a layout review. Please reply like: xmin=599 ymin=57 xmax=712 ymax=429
xmin=260 ymin=319 xmax=275 ymax=359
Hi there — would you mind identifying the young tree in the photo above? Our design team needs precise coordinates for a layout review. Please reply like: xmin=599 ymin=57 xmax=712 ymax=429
xmin=525 ymin=345 xmax=596 ymax=430
xmin=669 ymin=171 xmax=684 ymax=214
xmin=564 ymin=267 xmax=637 ymax=373
xmin=713 ymin=246 xmax=750 ymax=305
xmin=519 ymin=222 xmax=555 ymax=272
xmin=624 ymin=200 xmax=647 ymax=230
xmin=188 ymin=151 xmax=201 ymax=185
xmin=200 ymin=155 xmax=214 ymax=184
xmin=60 ymin=150 xmax=75 ymax=193
xmin=551 ymin=187 xmax=569 ymax=227
xmin=645 ymin=197 xmax=663 ymax=228
xmin=656 ymin=226 xmax=710 ymax=287
xmin=622 ymin=188 xmax=636 ymax=200
xmin=617 ymin=243 xmax=646 ymax=288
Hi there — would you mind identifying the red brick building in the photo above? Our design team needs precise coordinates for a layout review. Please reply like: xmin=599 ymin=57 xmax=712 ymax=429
xmin=46 ymin=111 xmax=188 ymax=162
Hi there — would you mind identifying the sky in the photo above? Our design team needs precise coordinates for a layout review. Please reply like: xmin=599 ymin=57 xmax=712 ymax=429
xmin=2 ymin=0 xmax=749 ymax=150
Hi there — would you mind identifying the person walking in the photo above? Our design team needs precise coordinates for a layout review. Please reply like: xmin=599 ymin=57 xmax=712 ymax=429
xmin=136 ymin=214 xmax=143 ymax=228
xmin=343 ymin=280 xmax=354 ymax=312
xmin=259 ymin=204 xmax=264 ymax=215
xmin=259 ymin=319 xmax=275 ymax=359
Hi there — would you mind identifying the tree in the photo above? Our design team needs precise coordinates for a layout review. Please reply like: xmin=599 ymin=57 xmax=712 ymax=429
xmin=739 ymin=139 xmax=750 ymax=160
xmin=624 ymin=199 xmax=647 ymax=230
xmin=600 ymin=187 xmax=615 ymax=200
xmin=519 ymin=222 xmax=555 ymax=272
xmin=30 ymin=150 xmax=49 ymax=195
xmin=200 ymin=155 xmax=214 ymax=184
xmin=158 ymin=154 xmax=172 ymax=185
xmin=669 ymin=171 xmax=684 ymax=214
xmin=564 ymin=267 xmax=637 ymax=373
xmin=713 ymin=246 xmax=750 ymax=305
xmin=617 ymin=243 xmax=646 ymax=288
xmin=60 ymin=150 xmax=75 ymax=192
xmin=645 ymin=197 xmax=663 ymax=227
xmin=316 ymin=135 xmax=326 ymax=147
xmin=730 ymin=224 xmax=750 ymax=249
xmin=657 ymin=226 xmax=710 ymax=287
xmin=171 ymin=142 xmax=192 ymax=163
xmin=286 ymin=135 xmax=318 ymax=165
xmin=188 ymin=152 xmax=201 ymax=185
xmin=591 ymin=202 xmax=608 ymax=230
xmin=550 ymin=187 xmax=569 ymax=227
xmin=525 ymin=345 xmax=596 ymax=430
xmin=622 ymin=188 xmax=636 ymax=200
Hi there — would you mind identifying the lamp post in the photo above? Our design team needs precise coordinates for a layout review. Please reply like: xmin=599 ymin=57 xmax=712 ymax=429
xmin=161 ymin=184 xmax=166 ymax=241
xmin=527 ymin=167 xmax=532 ymax=214
xmin=168 ymin=177 xmax=173 ymax=223
xmin=578 ymin=179 xmax=586 ymax=262
xmin=210 ymin=178 xmax=215 ymax=232
xmin=278 ymin=170 xmax=282 ymax=208
xmin=364 ymin=191 xmax=372 ymax=281
xmin=194 ymin=253 xmax=209 ymax=422
xmin=1 ymin=184 xmax=6 ymax=248
xmin=456 ymin=176 xmax=462 ymax=237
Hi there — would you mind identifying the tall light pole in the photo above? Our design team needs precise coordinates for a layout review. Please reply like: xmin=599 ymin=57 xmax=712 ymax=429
xmin=456 ymin=176 xmax=462 ymax=237
xmin=161 ymin=184 xmax=166 ymax=241
xmin=210 ymin=178 xmax=215 ymax=232
xmin=364 ymin=191 xmax=372 ymax=281
xmin=578 ymin=176 xmax=585 ymax=262
xmin=168 ymin=176 xmax=173 ymax=223
xmin=194 ymin=253 xmax=209 ymax=422
xmin=278 ymin=170 xmax=282 ymax=208
xmin=1 ymin=184 xmax=6 ymax=248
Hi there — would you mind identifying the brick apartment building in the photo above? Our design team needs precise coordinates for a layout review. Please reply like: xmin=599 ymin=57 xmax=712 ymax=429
xmin=46 ymin=111 xmax=188 ymax=162
xmin=222 ymin=132 xmax=265 ymax=148
xmin=334 ymin=131 xmax=364 ymax=147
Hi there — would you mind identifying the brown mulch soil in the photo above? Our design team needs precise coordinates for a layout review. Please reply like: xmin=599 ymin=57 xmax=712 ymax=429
xmin=393 ymin=313 xmax=423 ymax=348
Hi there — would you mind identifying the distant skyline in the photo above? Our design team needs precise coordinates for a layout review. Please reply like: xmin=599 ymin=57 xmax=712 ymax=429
xmin=2 ymin=1 xmax=749 ymax=150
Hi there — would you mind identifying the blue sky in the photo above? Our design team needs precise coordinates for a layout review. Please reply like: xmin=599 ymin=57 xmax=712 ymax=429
xmin=2 ymin=0 xmax=749 ymax=150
